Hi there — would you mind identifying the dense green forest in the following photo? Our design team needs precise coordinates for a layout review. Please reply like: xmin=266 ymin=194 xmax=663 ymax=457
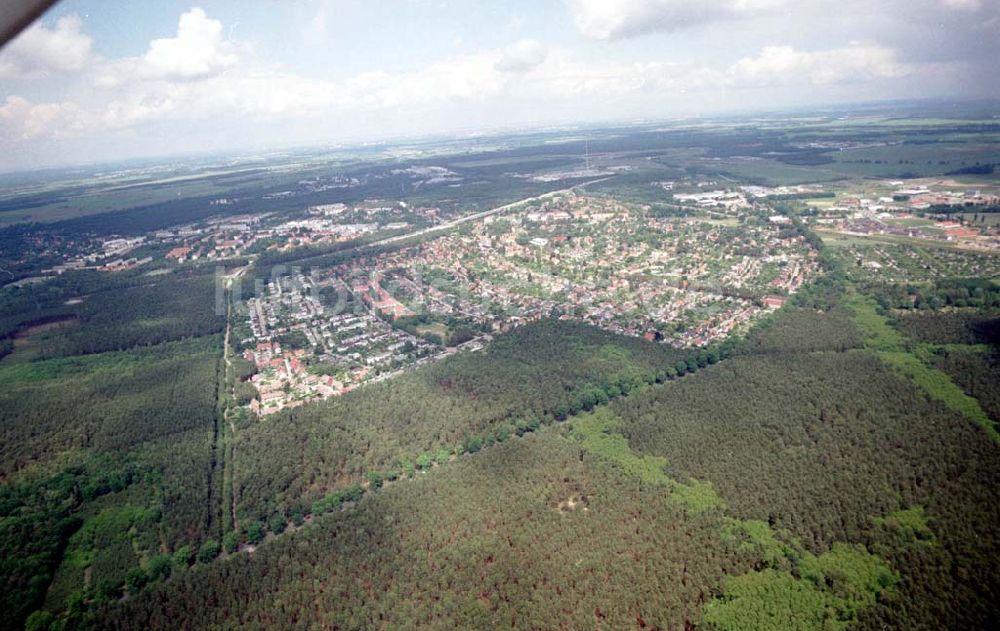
xmin=740 ymin=304 xmax=864 ymax=354
xmin=46 ymin=293 xmax=995 ymax=630
xmin=30 ymin=276 xmax=223 ymax=359
xmin=614 ymin=349 xmax=1000 ymax=628
xmin=104 ymin=432 xmax=752 ymax=630
xmin=2 ymin=227 xmax=998 ymax=630
xmin=230 ymin=320 xmax=692 ymax=525
xmin=0 ymin=268 xmax=224 ymax=351
xmin=0 ymin=307 xmax=714 ymax=630
xmin=932 ymin=347 xmax=1000 ymax=423
xmin=888 ymin=308 xmax=1000 ymax=430
xmin=0 ymin=337 xmax=222 ymax=631
xmin=2 ymin=110 xmax=999 ymax=630
xmin=0 ymin=336 xmax=219 ymax=477
xmin=894 ymin=310 xmax=1000 ymax=346
xmin=863 ymin=278 xmax=1000 ymax=312
xmin=0 ymin=262 xmax=234 ymax=631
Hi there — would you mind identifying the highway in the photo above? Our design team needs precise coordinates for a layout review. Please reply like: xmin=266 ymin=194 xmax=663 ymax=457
xmin=365 ymin=176 xmax=613 ymax=249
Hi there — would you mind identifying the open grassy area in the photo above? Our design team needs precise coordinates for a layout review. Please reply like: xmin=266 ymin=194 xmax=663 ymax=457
xmin=846 ymin=292 xmax=999 ymax=442
xmin=708 ymin=159 xmax=845 ymax=185
xmin=414 ymin=322 xmax=449 ymax=339
xmin=704 ymin=543 xmax=898 ymax=631
xmin=879 ymin=350 xmax=997 ymax=440
xmin=570 ymin=408 xmax=727 ymax=513
xmin=819 ymin=229 xmax=991 ymax=253
xmin=846 ymin=292 xmax=906 ymax=351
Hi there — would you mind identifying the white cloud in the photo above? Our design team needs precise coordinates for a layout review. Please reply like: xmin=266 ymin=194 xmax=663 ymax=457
xmin=142 ymin=7 xmax=238 ymax=80
xmin=303 ymin=4 xmax=332 ymax=46
xmin=0 ymin=96 xmax=88 ymax=140
xmin=1 ymin=2 xmax=948 ymax=166
xmin=0 ymin=15 xmax=92 ymax=78
xmin=726 ymin=45 xmax=913 ymax=86
xmin=567 ymin=0 xmax=789 ymax=40
xmin=338 ymin=53 xmax=508 ymax=109
xmin=940 ymin=0 xmax=982 ymax=10
xmin=3 ymin=39 xmax=925 ymax=144
xmin=64 ymin=50 xmax=507 ymax=134
xmin=495 ymin=40 xmax=549 ymax=73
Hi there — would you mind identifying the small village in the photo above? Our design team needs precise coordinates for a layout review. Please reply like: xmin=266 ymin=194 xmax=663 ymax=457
xmin=6 ymin=201 xmax=440 ymax=288
xmin=373 ymin=193 xmax=815 ymax=342
xmin=11 ymin=178 xmax=997 ymax=416
xmin=162 ymin=201 xmax=434 ymax=264
xmin=237 ymin=271 xmax=439 ymax=416
xmin=224 ymin=192 xmax=821 ymax=414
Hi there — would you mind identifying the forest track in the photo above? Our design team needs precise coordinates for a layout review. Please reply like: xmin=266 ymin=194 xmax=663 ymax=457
xmin=207 ymin=287 xmax=238 ymax=538
xmin=204 ymin=349 xmax=222 ymax=537
xmin=221 ymin=289 xmax=239 ymax=533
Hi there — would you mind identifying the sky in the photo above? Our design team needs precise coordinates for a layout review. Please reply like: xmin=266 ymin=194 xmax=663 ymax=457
xmin=0 ymin=0 xmax=997 ymax=170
